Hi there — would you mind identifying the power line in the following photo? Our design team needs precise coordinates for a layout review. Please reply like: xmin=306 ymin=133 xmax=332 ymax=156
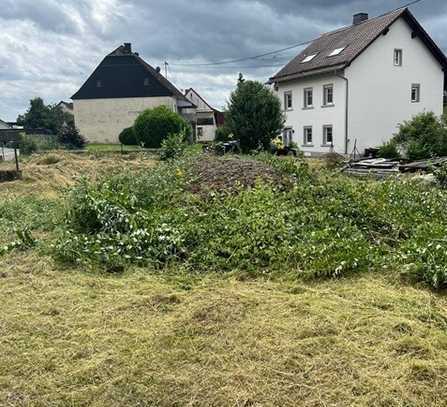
xmin=167 ymin=0 xmax=426 ymax=68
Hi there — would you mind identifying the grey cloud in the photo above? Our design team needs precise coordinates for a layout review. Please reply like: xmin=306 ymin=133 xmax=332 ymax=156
xmin=1 ymin=0 xmax=446 ymax=121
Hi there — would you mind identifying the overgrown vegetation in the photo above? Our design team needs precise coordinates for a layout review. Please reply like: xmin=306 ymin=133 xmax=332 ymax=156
xmin=159 ymin=131 xmax=188 ymax=161
xmin=386 ymin=112 xmax=447 ymax=160
xmin=2 ymin=152 xmax=447 ymax=406
xmin=377 ymin=140 xmax=401 ymax=160
xmin=45 ymin=151 xmax=447 ymax=288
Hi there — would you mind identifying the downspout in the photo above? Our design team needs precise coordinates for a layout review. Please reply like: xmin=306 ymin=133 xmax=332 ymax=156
xmin=335 ymin=70 xmax=349 ymax=155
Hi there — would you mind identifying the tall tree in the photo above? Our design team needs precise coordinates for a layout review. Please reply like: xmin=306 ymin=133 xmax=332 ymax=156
xmin=17 ymin=98 xmax=73 ymax=134
xmin=227 ymin=75 xmax=284 ymax=153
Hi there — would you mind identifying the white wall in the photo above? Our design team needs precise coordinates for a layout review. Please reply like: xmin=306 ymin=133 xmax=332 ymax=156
xmin=346 ymin=18 xmax=444 ymax=154
xmin=276 ymin=74 xmax=347 ymax=154
xmin=73 ymin=96 xmax=176 ymax=144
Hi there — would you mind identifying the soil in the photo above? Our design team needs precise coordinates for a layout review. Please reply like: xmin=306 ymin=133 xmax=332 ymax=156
xmin=188 ymin=155 xmax=284 ymax=195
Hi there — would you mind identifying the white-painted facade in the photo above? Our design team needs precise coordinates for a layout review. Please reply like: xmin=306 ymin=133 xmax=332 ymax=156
xmin=184 ymin=89 xmax=218 ymax=142
xmin=73 ymin=96 xmax=177 ymax=144
xmin=276 ymin=17 xmax=445 ymax=156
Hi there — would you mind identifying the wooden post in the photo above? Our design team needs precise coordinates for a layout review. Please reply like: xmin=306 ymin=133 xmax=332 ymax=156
xmin=14 ymin=147 xmax=19 ymax=173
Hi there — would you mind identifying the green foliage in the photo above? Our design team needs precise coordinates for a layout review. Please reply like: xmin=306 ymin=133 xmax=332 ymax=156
xmin=57 ymin=122 xmax=86 ymax=149
xmin=119 ymin=127 xmax=138 ymax=146
xmin=377 ymin=140 xmax=401 ymax=160
xmin=0 ymin=227 xmax=36 ymax=257
xmin=159 ymin=131 xmax=187 ymax=161
xmin=434 ymin=162 xmax=447 ymax=188
xmin=17 ymin=98 xmax=73 ymax=134
xmin=19 ymin=134 xmax=38 ymax=155
xmin=215 ymin=126 xmax=232 ymax=143
xmin=134 ymin=106 xmax=191 ymax=148
xmin=226 ymin=75 xmax=284 ymax=153
xmin=393 ymin=112 xmax=447 ymax=160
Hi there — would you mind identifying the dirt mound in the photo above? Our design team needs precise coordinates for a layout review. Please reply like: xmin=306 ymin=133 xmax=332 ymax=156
xmin=188 ymin=155 xmax=284 ymax=195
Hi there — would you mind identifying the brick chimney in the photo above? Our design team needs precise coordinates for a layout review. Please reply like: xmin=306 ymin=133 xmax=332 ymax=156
xmin=353 ymin=13 xmax=368 ymax=25
xmin=123 ymin=43 xmax=132 ymax=54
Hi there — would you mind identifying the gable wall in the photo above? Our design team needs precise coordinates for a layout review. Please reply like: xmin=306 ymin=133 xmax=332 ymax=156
xmin=74 ymin=96 xmax=177 ymax=144
xmin=346 ymin=17 xmax=444 ymax=154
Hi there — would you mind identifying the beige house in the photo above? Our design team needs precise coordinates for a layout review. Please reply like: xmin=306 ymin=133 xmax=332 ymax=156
xmin=72 ymin=43 xmax=194 ymax=144
xmin=184 ymin=88 xmax=225 ymax=142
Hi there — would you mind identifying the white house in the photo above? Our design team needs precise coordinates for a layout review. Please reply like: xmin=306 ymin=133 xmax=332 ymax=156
xmin=184 ymin=88 xmax=225 ymax=142
xmin=72 ymin=43 xmax=195 ymax=144
xmin=270 ymin=8 xmax=447 ymax=156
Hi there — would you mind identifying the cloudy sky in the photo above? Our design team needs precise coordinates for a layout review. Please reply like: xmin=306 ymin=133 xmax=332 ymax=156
xmin=1 ymin=0 xmax=446 ymax=121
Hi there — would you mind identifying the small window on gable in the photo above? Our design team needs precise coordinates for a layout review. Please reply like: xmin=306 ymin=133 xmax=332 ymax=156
xmin=411 ymin=84 xmax=420 ymax=103
xmin=144 ymin=78 xmax=150 ymax=86
xmin=284 ymin=91 xmax=293 ymax=110
xmin=394 ymin=49 xmax=403 ymax=66
xmin=328 ymin=47 xmax=346 ymax=57
xmin=96 ymin=80 xmax=102 ymax=88
xmin=301 ymin=54 xmax=318 ymax=63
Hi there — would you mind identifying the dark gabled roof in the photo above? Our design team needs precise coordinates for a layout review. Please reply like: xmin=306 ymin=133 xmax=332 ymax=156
xmin=72 ymin=44 xmax=192 ymax=106
xmin=58 ymin=101 xmax=73 ymax=110
xmin=271 ymin=8 xmax=447 ymax=82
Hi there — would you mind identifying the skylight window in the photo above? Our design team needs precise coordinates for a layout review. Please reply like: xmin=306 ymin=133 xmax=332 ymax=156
xmin=301 ymin=54 xmax=318 ymax=63
xmin=328 ymin=47 xmax=346 ymax=57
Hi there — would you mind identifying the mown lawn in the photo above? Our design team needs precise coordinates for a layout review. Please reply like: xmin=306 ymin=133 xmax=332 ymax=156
xmin=1 ymin=152 xmax=447 ymax=406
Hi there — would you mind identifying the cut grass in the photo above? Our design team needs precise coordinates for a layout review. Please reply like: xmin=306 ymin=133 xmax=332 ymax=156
xmin=1 ymin=152 xmax=447 ymax=406
xmin=1 ymin=252 xmax=447 ymax=406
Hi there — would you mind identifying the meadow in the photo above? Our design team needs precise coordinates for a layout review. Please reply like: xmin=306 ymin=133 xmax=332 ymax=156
xmin=1 ymin=151 xmax=447 ymax=406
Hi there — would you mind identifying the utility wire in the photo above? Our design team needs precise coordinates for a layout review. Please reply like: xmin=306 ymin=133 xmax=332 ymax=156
xmin=168 ymin=0 xmax=426 ymax=67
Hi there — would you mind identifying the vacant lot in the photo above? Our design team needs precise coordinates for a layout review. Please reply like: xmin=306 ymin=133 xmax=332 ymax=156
xmin=1 ymin=152 xmax=447 ymax=406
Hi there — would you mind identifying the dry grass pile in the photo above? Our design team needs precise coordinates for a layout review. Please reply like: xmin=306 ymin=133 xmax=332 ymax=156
xmin=1 ymin=251 xmax=447 ymax=406
xmin=0 ymin=152 xmax=157 ymax=196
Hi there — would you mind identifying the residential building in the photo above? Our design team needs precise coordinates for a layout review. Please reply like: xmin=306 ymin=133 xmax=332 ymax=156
xmin=184 ymin=88 xmax=225 ymax=142
xmin=57 ymin=101 xmax=74 ymax=115
xmin=270 ymin=8 xmax=447 ymax=156
xmin=72 ymin=43 xmax=195 ymax=144
xmin=0 ymin=119 xmax=11 ymax=130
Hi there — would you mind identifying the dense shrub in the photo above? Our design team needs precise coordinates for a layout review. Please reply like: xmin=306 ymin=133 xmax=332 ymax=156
xmin=119 ymin=127 xmax=138 ymax=146
xmin=19 ymin=134 xmax=38 ymax=155
xmin=226 ymin=75 xmax=284 ymax=153
xmin=159 ymin=131 xmax=188 ymax=161
xmin=393 ymin=112 xmax=447 ymax=160
xmin=434 ymin=162 xmax=447 ymax=188
xmin=377 ymin=140 xmax=401 ymax=160
xmin=134 ymin=106 xmax=191 ymax=148
xmin=215 ymin=126 xmax=232 ymax=143
xmin=57 ymin=122 xmax=86 ymax=149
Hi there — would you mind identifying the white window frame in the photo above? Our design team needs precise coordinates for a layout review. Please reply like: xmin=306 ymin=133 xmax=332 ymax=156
xmin=323 ymin=84 xmax=334 ymax=106
xmin=303 ymin=126 xmax=313 ymax=146
xmin=328 ymin=47 xmax=346 ymax=57
xmin=411 ymin=84 xmax=421 ymax=103
xmin=323 ymin=125 xmax=334 ymax=146
xmin=303 ymin=88 xmax=313 ymax=109
xmin=283 ymin=127 xmax=294 ymax=146
xmin=394 ymin=49 xmax=403 ymax=66
xmin=284 ymin=91 xmax=293 ymax=111
xmin=301 ymin=54 xmax=318 ymax=63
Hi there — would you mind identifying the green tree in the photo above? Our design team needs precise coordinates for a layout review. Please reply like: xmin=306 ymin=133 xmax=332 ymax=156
xmin=134 ymin=105 xmax=191 ymax=148
xmin=226 ymin=75 xmax=284 ymax=153
xmin=17 ymin=98 xmax=73 ymax=134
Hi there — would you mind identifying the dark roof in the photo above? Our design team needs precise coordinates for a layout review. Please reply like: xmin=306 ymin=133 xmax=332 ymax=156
xmin=271 ymin=8 xmax=447 ymax=82
xmin=72 ymin=44 xmax=192 ymax=106
xmin=58 ymin=101 xmax=73 ymax=110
